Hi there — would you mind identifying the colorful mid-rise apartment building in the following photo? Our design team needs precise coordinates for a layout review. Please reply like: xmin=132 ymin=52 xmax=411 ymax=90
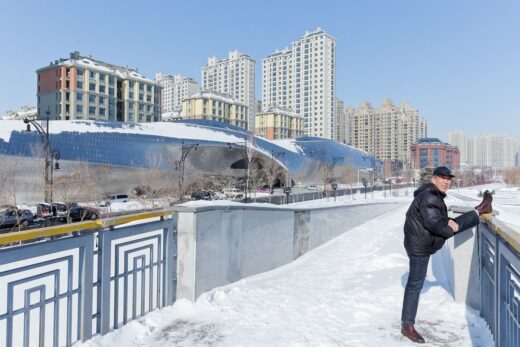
xmin=410 ymin=137 xmax=460 ymax=171
xmin=255 ymin=108 xmax=304 ymax=140
xmin=37 ymin=51 xmax=161 ymax=123
xmin=180 ymin=90 xmax=248 ymax=129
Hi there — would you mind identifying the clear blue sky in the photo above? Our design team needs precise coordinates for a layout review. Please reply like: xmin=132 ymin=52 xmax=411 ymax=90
xmin=1 ymin=0 xmax=518 ymax=142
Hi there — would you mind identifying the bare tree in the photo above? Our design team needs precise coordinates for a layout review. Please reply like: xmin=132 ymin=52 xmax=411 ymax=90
xmin=264 ymin=154 xmax=286 ymax=203
xmin=248 ymin=158 xmax=268 ymax=202
xmin=135 ymin=150 xmax=169 ymax=208
xmin=0 ymin=158 xmax=22 ymax=232
xmin=54 ymin=163 xmax=98 ymax=222
xmin=337 ymin=161 xmax=357 ymax=199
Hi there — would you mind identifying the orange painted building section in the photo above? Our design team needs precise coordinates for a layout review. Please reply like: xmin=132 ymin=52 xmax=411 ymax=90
xmin=38 ymin=68 xmax=60 ymax=94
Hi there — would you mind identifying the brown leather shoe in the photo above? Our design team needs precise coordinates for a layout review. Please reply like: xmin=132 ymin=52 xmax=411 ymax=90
xmin=475 ymin=190 xmax=493 ymax=215
xmin=401 ymin=324 xmax=425 ymax=343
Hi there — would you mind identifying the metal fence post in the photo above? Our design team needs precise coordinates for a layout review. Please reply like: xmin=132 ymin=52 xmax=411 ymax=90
xmin=80 ymin=234 xmax=94 ymax=342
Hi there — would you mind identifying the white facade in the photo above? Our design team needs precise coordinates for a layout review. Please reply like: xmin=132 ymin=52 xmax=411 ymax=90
xmin=262 ymin=27 xmax=336 ymax=139
xmin=201 ymin=50 xmax=256 ymax=131
xmin=450 ymin=131 xmax=519 ymax=169
xmin=155 ymin=73 xmax=199 ymax=114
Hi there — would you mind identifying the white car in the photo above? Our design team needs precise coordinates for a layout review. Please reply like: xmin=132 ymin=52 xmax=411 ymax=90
xmin=223 ymin=188 xmax=244 ymax=199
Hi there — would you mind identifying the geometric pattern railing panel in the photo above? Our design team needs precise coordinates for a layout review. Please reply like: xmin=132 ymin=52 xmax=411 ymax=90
xmin=0 ymin=235 xmax=94 ymax=347
xmin=480 ymin=225 xmax=497 ymax=339
xmin=0 ymin=215 xmax=177 ymax=346
xmin=498 ymin=241 xmax=520 ymax=347
xmin=98 ymin=219 xmax=176 ymax=335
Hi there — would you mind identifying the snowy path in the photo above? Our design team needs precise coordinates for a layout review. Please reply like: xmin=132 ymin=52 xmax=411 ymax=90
xmin=79 ymin=205 xmax=494 ymax=347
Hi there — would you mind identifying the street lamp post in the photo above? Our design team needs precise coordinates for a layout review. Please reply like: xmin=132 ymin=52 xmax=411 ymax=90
xmin=175 ymin=142 xmax=199 ymax=203
xmin=23 ymin=117 xmax=60 ymax=203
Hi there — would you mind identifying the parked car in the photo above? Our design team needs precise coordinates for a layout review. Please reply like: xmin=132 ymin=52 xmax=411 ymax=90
xmin=223 ymin=187 xmax=244 ymax=199
xmin=67 ymin=203 xmax=100 ymax=222
xmin=51 ymin=202 xmax=69 ymax=222
xmin=0 ymin=207 xmax=34 ymax=229
xmin=36 ymin=203 xmax=53 ymax=219
xmin=98 ymin=194 xmax=129 ymax=207
xmin=191 ymin=190 xmax=212 ymax=200
xmin=210 ymin=191 xmax=227 ymax=200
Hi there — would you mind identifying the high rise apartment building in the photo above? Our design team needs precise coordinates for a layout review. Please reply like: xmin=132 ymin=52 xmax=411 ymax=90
xmin=348 ymin=98 xmax=427 ymax=167
xmin=262 ymin=27 xmax=336 ymax=139
xmin=155 ymin=73 xmax=199 ymax=113
xmin=37 ymin=52 xmax=161 ymax=123
xmin=201 ymin=50 xmax=255 ymax=131
xmin=449 ymin=131 xmax=519 ymax=169
xmin=335 ymin=97 xmax=346 ymax=143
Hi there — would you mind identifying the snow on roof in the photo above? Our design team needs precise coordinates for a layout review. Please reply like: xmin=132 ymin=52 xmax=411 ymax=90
xmin=62 ymin=58 xmax=155 ymax=84
xmin=271 ymin=139 xmax=303 ymax=154
xmin=0 ymin=120 xmax=246 ymax=144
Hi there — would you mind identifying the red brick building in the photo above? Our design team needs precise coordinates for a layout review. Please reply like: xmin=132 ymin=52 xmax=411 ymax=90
xmin=410 ymin=138 xmax=460 ymax=170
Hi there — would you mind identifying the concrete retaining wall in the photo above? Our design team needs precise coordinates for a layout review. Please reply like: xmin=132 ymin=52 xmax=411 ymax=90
xmin=175 ymin=202 xmax=403 ymax=301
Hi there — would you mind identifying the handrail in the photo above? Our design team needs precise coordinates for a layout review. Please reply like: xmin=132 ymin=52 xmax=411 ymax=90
xmin=481 ymin=214 xmax=520 ymax=253
xmin=0 ymin=209 xmax=176 ymax=245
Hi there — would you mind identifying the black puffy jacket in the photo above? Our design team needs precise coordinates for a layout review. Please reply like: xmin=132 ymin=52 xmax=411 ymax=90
xmin=403 ymin=183 xmax=455 ymax=256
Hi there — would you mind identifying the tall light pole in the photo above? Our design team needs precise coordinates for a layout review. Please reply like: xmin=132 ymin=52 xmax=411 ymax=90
xmin=175 ymin=142 xmax=199 ymax=203
xmin=23 ymin=117 xmax=61 ymax=203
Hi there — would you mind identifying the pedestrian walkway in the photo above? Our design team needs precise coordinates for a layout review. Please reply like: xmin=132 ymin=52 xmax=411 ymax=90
xmin=79 ymin=205 xmax=494 ymax=347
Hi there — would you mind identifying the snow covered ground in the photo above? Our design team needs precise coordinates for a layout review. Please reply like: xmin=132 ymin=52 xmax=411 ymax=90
xmin=76 ymin=184 xmax=520 ymax=347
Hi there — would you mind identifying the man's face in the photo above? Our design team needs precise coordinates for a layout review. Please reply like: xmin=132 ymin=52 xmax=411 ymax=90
xmin=432 ymin=175 xmax=452 ymax=193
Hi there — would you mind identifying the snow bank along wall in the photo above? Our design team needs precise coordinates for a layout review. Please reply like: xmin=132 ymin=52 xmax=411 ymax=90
xmin=173 ymin=202 xmax=401 ymax=301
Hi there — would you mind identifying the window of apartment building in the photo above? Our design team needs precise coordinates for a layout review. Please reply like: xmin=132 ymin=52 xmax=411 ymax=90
xmin=109 ymin=76 xmax=114 ymax=85
xmin=99 ymin=73 xmax=105 ymax=82
xmin=77 ymin=81 xmax=83 ymax=89
xmin=76 ymin=105 xmax=83 ymax=113
xmin=88 ymin=95 xmax=96 ymax=103
xmin=109 ymin=88 xmax=114 ymax=96
xmin=89 ymin=71 xmax=96 ymax=79
xmin=76 ymin=93 xmax=83 ymax=101
xmin=99 ymin=96 xmax=105 ymax=104
xmin=89 ymin=106 xmax=96 ymax=115
xmin=99 ymin=108 xmax=106 ymax=116
xmin=99 ymin=85 xmax=106 ymax=93
xmin=139 ymin=83 xmax=144 ymax=91
xmin=89 ymin=83 xmax=96 ymax=92
xmin=129 ymin=81 xmax=135 ymax=88
xmin=129 ymin=103 xmax=134 ymax=110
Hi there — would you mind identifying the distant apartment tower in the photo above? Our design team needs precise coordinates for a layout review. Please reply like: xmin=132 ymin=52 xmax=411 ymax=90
xmin=201 ymin=50 xmax=255 ymax=131
xmin=448 ymin=131 xmax=470 ymax=164
xmin=262 ymin=27 xmax=336 ymax=139
xmin=348 ymin=98 xmax=427 ymax=168
xmin=155 ymin=73 xmax=199 ymax=113
xmin=410 ymin=138 xmax=460 ymax=170
xmin=255 ymin=108 xmax=304 ymax=140
xmin=37 ymin=51 xmax=161 ymax=123
xmin=449 ymin=131 xmax=518 ymax=169
xmin=335 ymin=97 xmax=346 ymax=143
xmin=180 ymin=90 xmax=248 ymax=129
